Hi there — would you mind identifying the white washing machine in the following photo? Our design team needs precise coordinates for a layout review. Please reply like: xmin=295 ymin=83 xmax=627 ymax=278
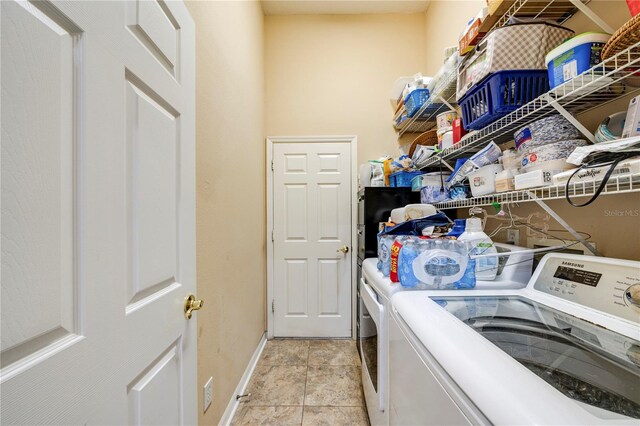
xmin=360 ymin=243 xmax=534 ymax=425
xmin=389 ymin=253 xmax=640 ymax=425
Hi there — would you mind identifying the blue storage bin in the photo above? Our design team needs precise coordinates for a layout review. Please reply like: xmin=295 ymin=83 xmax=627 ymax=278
xmin=545 ymin=32 xmax=610 ymax=89
xmin=389 ymin=171 xmax=424 ymax=187
xmin=404 ymin=89 xmax=430 ymax=118
xmin=459 ymin=70 xmax=549 ymax=131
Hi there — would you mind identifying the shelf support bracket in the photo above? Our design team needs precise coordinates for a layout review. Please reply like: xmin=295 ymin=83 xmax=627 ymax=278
xmin=434 ymin=95 xmax=456 ymax=113
xmin=548 ymin=98 xmax=596 ymax=143
xmin=568 ymin=0 xmax=615 ymax=34
xmin=525 ymin=191 xmax=601 ymax=257
xmin=435 ymin=156 xmax=455 ymax=172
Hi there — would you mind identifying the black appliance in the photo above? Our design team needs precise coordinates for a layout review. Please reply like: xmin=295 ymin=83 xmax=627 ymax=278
xmin=356 ymin=186 xmax=419 ymax=360
xmin=357 ymin=187 xmax=420 ymax=262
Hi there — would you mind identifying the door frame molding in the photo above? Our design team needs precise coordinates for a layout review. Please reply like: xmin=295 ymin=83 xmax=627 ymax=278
xmin=266 ymin=136 xmax=358 ymax=339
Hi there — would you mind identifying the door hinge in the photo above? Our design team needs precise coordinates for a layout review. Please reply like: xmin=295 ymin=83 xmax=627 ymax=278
xmin=271 ymin=160 xmax=274 ymax=171
xmin=271 ymin=299 xmax=275 ymax=313
xmin=271 ymin=230 xmax=274 ymax=242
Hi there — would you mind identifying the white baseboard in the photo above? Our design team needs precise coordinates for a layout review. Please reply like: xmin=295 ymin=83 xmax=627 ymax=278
xmin=218 ymin=332 xmax=267 ymax=426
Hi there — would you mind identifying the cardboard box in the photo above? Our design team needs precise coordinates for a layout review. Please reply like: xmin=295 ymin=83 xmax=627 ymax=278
xmin=459 ymin=18 xmax=486 ymax=56
xmin=515 ymin=169 xmax=557 ymax=190
xmin=552 ymin=158 xmax=640 ymax=186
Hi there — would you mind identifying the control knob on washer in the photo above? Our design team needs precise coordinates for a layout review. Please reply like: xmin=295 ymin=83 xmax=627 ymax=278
xmin=625 ymin=283 xmax=640 ymax=308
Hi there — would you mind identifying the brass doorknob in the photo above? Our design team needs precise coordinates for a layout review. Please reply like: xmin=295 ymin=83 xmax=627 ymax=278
xmin=337 ymin=246 xmax=349 ymax=254
xmin=184 ymin=294 xmax=204 ymax=319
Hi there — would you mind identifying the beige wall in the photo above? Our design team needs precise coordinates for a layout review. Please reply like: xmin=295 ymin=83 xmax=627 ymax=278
xmin=265 ymin=13 xmax=428 ymax=164
xmin=423 ymin=1 xmax=484 ymax=75
xmin=458 ymin=195 xmax=640 ymax=260
xmin=185 ymin=1 xmax=266 ymax=424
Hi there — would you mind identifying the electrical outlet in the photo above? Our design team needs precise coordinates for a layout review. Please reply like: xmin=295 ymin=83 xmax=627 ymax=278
xmin=506 ymin=229 xmax=520 ymax=246
xmin=204 ymin=377 xmax=213 ymax=413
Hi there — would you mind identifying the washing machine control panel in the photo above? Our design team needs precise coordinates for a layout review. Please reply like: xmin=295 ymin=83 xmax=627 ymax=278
xmin=532 ymin=255 xmax=640 ymax=323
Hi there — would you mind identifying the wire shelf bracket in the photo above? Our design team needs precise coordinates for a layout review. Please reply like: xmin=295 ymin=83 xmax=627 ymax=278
xmin=568 ymin=0 xmax=615 ymax=34
xmin=548 ymin=97 xmax=596 ymax=143
xmin=525 ymin=190 xmax=602 ymax=256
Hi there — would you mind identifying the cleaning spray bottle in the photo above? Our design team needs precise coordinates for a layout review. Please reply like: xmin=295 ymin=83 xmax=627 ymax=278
xmin=458 ymin=217 xmax=498 ymax=281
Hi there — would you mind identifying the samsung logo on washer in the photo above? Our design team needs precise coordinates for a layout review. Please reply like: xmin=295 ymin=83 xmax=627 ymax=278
xmin=562 ymin=261 xmax=585 ymax=268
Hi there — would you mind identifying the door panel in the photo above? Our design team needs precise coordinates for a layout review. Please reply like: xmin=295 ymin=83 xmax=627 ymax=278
xmin=125 ymin=0 xmax=180 ymax=77
xmin=318 ymin=259 xmax=340 ymax=315
xmin=285 ymin=260 xmax=309 ymax=316
xmin=1 ymin=1 xmax=196 ymax=423
xmin=128 ymin=341 xmax=182 ymax=426
xmin=0 ymin=0 xmax=78 ymax=368
xmin=318 ymin=184 xmax=340 ymax=240
xmin=284 ymin=184 xmax=308 ymax=240
xmin=125 ymin=78 xmax=179 ymax=306
xmin=273 ymin=141 xmax=352 ymax=337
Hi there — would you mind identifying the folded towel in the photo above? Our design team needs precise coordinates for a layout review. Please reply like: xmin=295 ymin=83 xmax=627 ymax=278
xmin=390 ymin=208 xmax=406 ymax=224
xmin=405 ymin=204 xmax=437 ymax=220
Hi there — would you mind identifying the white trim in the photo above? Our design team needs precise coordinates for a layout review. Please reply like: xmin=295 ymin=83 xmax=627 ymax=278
xmin=349 ymin=138 xmax=358 ymax=340
xmin=266 ymin=136 xmax=358 ymax=339
xmin=218 ymin=333 xmax=267 ymax=426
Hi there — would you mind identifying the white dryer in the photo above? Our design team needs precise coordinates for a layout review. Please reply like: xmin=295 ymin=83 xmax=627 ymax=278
xmin=360 ymin=243 xmax=534 ymax=425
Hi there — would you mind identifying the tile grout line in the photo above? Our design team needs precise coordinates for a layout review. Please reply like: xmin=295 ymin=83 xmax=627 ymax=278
xmin=301 ymin=340 xmax=311 ymax=426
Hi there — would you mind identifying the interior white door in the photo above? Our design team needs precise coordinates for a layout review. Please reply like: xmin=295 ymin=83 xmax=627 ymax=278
xmin=1 ymin=1 xmax=196 ymax=424
xmin=272 ymin=141 xmax=353 ymax=337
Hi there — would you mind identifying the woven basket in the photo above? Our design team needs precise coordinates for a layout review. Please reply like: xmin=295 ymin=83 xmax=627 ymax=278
xmin=408 ymin=130 xmax=438 ymax=157
xmin=602 ymin=13 xmax=640 ymax=61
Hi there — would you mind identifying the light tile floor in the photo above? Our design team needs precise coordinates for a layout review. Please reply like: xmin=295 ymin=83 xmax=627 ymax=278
xmin=232 ymin=339 xmax=370 ymax=426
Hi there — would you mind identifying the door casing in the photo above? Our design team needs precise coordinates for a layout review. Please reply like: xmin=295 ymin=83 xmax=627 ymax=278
xmin=266 ymin=136 xmax=358 ymax=339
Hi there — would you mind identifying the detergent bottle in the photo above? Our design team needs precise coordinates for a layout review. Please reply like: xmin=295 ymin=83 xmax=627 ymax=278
xmin=458 ymin=217 xmax=498 ymax=281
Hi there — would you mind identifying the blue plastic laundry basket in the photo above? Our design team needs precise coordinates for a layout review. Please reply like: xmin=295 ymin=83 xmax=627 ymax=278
xmin=459 ymin=70 xmax=549 ymax=131
xmin=404 ymin=89 xmax=430 ymax=118
xmin=389 ymin=171 xmax=424 ymax=187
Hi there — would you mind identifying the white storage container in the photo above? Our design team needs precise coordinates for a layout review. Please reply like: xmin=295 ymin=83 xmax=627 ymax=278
xmin=412 ymin=172 xmax=451 ymax=192
xmin=467 ymin=164 xmax=503 ymax=197
xmin=545 ymin=32 xmax=610 ymax=89
xmin=415 ymin=172 xmax=452 ymax=203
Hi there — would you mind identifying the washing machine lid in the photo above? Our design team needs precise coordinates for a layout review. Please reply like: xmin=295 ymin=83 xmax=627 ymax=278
xmin=433 ymin=295 xmax=640 ymax=420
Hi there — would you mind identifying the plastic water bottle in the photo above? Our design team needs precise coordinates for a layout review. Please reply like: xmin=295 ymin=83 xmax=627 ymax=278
xmin=377 ymin=234 xmax=396 ymax=276
xmin=398 ymin=238 xmax=476 ymax=289
xmin=458 ymin=217 xmax=498 ymax=281
xmin=398 ymin=237 xmax=421 ymax=288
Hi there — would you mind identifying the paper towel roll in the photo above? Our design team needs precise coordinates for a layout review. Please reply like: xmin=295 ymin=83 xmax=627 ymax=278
xmin=405 ymin=204 xmax=437 ymax=220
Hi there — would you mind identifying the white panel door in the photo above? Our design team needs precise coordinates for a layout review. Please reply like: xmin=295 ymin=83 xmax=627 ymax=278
xmin=1 ymin=1 xmax=196 ymax=424
xmin=273 ymin=142 xmax=352 ymax=337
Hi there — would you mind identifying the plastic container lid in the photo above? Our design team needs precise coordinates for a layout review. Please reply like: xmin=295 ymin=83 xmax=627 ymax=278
xmin=545 ymin=32 xmax=612 ymax=65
